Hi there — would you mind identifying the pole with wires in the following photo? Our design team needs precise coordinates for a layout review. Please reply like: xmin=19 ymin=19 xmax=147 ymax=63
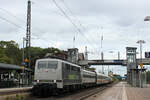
xmin=73 ymin=36 xmax=75 ymax=48
xmin=100 ymin=27 xmax=104 ymax=74
xmin=25 ymin=0 xmax=32 ymax=85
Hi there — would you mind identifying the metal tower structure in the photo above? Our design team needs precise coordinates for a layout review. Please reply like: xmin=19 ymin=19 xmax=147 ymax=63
xmin=26 ymin=0 xmax=31 ymax=69
xmin=25 ymin=0 xmax=31 ymax=85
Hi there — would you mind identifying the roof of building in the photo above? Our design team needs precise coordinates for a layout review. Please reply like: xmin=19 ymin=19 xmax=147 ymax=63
xmin=0 ymin=63 xmax=32 ymax=72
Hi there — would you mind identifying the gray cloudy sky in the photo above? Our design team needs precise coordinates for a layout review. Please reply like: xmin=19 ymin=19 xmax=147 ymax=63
xmin=1 ymin=0 xmax=150 ymax=75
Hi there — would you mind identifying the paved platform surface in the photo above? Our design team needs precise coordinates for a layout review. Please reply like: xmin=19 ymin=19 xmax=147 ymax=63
xmin=0 ymin=87 xmax=32 ymax=92
xmin=86 ymin=82 xmax=150 ymax=100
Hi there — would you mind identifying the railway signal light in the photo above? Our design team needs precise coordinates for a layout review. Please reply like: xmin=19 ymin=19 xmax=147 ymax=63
xmin=24 ymin=58 xmax=29 ymax=63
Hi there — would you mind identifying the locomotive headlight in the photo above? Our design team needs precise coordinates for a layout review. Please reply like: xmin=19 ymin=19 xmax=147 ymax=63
xmin=37 ymin=80 xmax=40 ymax=83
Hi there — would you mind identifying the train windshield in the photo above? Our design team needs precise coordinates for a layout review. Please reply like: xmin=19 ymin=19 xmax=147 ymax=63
xmin=38 ymin=61 xmax=57 ymax=69
xmin=48 ymin=61 xmax=57 ymax=69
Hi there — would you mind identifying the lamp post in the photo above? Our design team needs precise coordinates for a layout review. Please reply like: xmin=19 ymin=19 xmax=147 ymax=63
xmin=136 ymin=40 xmax=145 ymax=63
xmin=22 ymin=37 xmax=27 ymax=63
xmin=22 ymin=37 xmax=27 ymax=86
xmin=137 ymin=40 xmax=145 ymax=88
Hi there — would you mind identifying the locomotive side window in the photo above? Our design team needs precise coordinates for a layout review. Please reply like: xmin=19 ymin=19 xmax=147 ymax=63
xmin=66 ymin=64 xmax=70 ymax=70
xmin=77 ymin=67 xmax=80 ymax=72
xmin=48 ymin=61 xmax=57 ymax=69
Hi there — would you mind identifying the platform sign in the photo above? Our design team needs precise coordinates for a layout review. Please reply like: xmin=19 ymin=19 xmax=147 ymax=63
xmin=145 ymin=52 xmax=150 ymax=58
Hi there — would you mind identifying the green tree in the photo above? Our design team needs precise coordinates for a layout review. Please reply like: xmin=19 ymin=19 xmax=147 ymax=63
xmin=0 ymin=40 xmax=62 ymax=71
xmin=0 ymin=40 xmax=21 ymax=65
xmin=146 ymin=71 xmax=150 ymax=84
xmin=30 ymin=47 xmax=43 ymax=69
xmin=0 ymin=56 xmax=14 ymax=64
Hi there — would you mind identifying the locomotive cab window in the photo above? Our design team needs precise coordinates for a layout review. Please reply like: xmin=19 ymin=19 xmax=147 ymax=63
xmin=48 ymin=61 xmax=58 ymax=69
xmin=38 ymin=61 xmax=47 ymax=69
xmin=38 ymin=61 xmax=57 ymax=69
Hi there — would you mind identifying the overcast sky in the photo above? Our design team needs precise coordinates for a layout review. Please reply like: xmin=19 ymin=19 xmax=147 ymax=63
xmin=1 ymin=0 xmax=150 ymax=75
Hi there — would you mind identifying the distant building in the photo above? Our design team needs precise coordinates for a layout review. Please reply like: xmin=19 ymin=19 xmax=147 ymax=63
xmin=67 ymin=48 xmax=79 ymax=64
xmin=45 ymin=52 xmax=68 ymax=60
xmin=55 ymin=52 xmax=68 ymax=59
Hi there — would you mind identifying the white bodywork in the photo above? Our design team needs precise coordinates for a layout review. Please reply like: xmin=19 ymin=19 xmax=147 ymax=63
xmin=81 ymin=69 xmax=96 ymax=84
xmin=96 ymin=73 xmax=111 ymax=85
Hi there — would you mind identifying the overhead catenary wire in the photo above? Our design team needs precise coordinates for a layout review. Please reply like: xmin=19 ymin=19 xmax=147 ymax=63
xmin=61 ymin=0 xmax=99 ymax=48
xmin=0 ymin=16 xmax=25 ymax=30
xmin=0 ymin=15 xmax=56 ymax=47
xmin=52 ymin=0 xmax=97 ymax=50
xmin=0 ymin=7 xmax=26 ymax=23
xmin=0 ymin=7 xmax=56 ymax=47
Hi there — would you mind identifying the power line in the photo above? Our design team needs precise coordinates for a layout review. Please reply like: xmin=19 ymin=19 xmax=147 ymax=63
xmin=61 ymin=0 xmax=98 ymax=47
xmin=0 ymin=16 xmax=25 ymax=30
xmin=32 ymin=0 xmax=97 ymax=49
xmin=0 ymin=7 xmax=56 ymax=47
xmin=0 ymin=15 xmax=57 ymax=47
xmin=0 ymin=7 xmax=25 ymax=23
xmin=52 ymin=0 xmax=97 ymax=49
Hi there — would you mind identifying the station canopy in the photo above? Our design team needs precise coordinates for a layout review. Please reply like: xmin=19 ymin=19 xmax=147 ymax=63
xmin=0 ymin=63 xmax=31 ymax=73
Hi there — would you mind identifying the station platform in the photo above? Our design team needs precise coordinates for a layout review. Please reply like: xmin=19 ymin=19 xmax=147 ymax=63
xmin=86 ymin=82 xmax=150 ymax=100
xmin=0 ymin=87 xmax=32 ymax=95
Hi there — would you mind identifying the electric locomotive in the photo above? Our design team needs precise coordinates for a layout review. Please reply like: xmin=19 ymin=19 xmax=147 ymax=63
xmin=32 ymin=58 xmax=112 ymax=96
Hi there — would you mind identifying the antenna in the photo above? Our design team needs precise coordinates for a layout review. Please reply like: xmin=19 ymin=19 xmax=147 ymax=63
xmin=85 ymin=46 xmax=88 ymax=60
xmin=73 ymin=36 xmax=75 ymax=48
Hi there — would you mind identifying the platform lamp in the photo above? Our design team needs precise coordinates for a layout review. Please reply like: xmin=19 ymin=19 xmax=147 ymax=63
xmin=137 ymin=40 xmax=145 ymax=88
xmin=144 ymin=16 xmax=150 ymax=21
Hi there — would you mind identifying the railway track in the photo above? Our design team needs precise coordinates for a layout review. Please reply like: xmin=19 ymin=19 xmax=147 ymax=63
xmin=77 ymin=86 xmax=106 ymax=100
xmin=70 ymin=83 xmax=113 ymax=100
xmin=24 ymin=83 xmax=114 ymax=100
xmin=0 ymin=83 xmax=114 ymax=100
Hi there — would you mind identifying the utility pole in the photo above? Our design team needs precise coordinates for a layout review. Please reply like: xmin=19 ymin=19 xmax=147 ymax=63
xmin=73 ymin=36 xmax=75 ymax=48
xmin=137 ymin=40 xmax=145 ymax=87
xmin=101 ymin=35 xmax=104 ymax=74
xmin=118 ymin=51 xmax=120 ymax=60
xmin=22 ymin=37 xmax=26 ymax=86
xmin=26 ymin=0 xmax=31 ymax=85
xmin=22 ymin=37 xmax=26 ymax=63
xmin=85 ymin=46 xmax=88 ymax=60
